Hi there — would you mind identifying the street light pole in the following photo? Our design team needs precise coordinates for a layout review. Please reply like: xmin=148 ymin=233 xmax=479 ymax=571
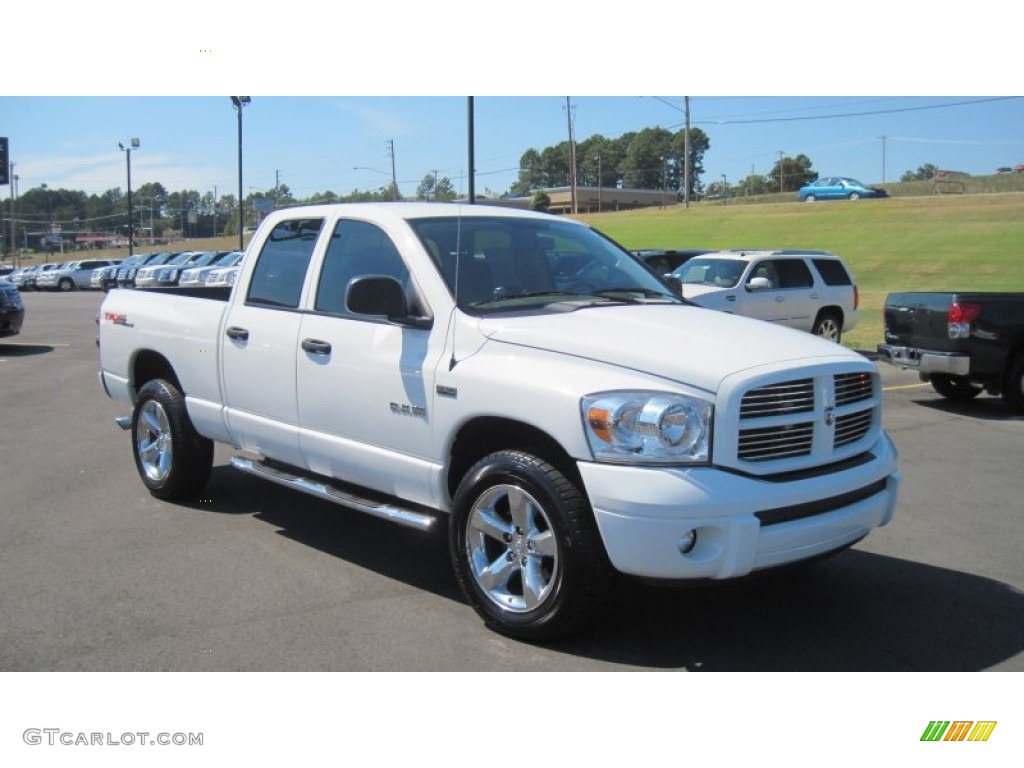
xmin=231 ymin=97 xmax=251 ymax=250
xmin=119 ymin=138 xmax=139 ymax=256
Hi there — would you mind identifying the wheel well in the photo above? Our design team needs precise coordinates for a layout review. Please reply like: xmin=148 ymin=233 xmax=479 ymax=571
xmin=447 ymin=417 xmax=581 ymax=500
xmin=816 ymin=306 xmax=844 ymax=326
xmin=132 ymin=350 xmax=182 ymax=398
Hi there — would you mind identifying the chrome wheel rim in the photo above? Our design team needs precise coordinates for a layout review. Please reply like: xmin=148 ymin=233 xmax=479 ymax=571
xmin=817 ymin=318 xmax=840 ymax=342
xmin=136 ymin=400 xmax=173 ymax=483
xmin=466 ymin=484 xmax=559 ymax=613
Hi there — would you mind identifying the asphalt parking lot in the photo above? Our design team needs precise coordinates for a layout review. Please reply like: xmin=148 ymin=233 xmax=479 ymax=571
xmin=2 ymin=290 xmax=1022 ymax=671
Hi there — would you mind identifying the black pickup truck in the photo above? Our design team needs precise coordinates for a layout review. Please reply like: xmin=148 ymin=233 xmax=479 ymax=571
xmin=878 ymin=292 xmax=1024 ymax=411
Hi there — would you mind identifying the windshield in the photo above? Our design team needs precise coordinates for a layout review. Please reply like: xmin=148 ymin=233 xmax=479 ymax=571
xmin=673 ymin=257 xmax=747 ymax=288
xmin=408 ymin=215 xmax=679 ymax=313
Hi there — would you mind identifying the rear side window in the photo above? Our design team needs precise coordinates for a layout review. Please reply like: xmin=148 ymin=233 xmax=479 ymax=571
xmin=775 ymin=259 xmax=814 ymax=288
xmin=812 ymin=258 xmax=853 ymax=286
xmin=246 ymin=218 xmax=324 ymax=308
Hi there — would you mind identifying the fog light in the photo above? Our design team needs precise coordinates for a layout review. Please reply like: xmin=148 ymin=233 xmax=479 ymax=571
xmin=678 ymin=530 xmax=697 ymax=554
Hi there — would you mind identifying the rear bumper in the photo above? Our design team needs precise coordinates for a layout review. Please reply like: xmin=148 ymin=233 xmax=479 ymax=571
xmin=877 ymin=344 xmax=970 ymax=376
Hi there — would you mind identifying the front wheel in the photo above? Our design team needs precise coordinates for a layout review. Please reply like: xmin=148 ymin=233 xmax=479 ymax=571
xmin=931 ymin=374 xmax=982 ymax=402
xmin=449 ymin=450 xmax=614 ymax=640
xmin=58 ymin=277 xmax=75 ymax=291
xmin=848 ymin=192 xmax=861 ymax=201
xmin=804 ymin=194 xmax=816 ymax=202
xmin=132 ymin=379 xmax=213 ymax=500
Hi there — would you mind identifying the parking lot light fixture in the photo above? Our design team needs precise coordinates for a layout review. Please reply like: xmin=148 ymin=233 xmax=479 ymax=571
xmin=231 ymin=97 xmax=251 ymax=250
xmin=118 ymin=138 xmax=140 ymax=256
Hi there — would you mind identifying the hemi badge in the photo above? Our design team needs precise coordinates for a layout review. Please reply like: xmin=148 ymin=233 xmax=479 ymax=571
xmin=436 ymin=385 xmax=457 ymax=399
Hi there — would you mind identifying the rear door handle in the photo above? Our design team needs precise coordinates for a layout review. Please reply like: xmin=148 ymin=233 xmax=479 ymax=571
xmin=301 ymin=338 xmax=332 ymax=355
xmin=225 ymin=326 xmax=249 ymax=341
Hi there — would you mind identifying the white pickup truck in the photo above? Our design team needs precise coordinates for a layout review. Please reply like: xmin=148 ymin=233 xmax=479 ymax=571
xmin=99 ymin=203 xmax=900 ymax=639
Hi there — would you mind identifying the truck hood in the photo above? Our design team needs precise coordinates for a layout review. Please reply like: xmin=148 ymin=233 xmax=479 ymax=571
xmin=476 ymin=304 xmax=859 ymax=393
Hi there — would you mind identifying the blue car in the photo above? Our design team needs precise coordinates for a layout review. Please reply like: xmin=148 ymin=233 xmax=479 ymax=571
xmin=798 ymin=177 xmax=888 ymax=202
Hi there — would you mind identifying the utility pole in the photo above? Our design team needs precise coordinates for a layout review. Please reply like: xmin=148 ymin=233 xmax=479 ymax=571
xmin=7 ymin=160 xmax=14 ymax=262
xmin=779 ymin=150 xmax=785 ymax=193
xmin=879 ymin=135 xmax=888 ymax=183
xmin=386 ymin=140 xmax=397 ymax=201
xmin=565 ymin=97 xmax=577 ymax=215
xmin=683 ymin=96 xmax=691 ymax=208
xmin=275 ymin=170 xmax=280 ymax=209
xmin=467 ymin=97 xmax=475 ymax=204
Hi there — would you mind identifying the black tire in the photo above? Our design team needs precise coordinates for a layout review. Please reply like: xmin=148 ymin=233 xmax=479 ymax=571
xmin=812 ymin=310 xmax=843 ymax=343
xmin=449 ymin=450 xmax=614 ymax=640
xmin=1001 ymin=354 xmax=1024 ymax=412
xmin=131 ymin=379 xmax=213 ymax=500
xmin=931 ymin=374 xmax=982 ymax=402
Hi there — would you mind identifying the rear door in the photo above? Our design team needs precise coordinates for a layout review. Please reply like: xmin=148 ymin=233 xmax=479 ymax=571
xmin=220 ymin=216 xmax=324 ymax=466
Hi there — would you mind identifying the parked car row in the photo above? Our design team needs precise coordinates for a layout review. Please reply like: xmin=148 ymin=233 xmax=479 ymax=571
xmin=9 ymin=260 xmax=122 ymax=292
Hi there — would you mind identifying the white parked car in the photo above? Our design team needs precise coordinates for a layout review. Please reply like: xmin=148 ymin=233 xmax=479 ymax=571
xmin=179 ymin=251 xmax=244 ymax=287
xmin=37 ymin=259 xmax=119 ymax=291
xmin=671 ymin=250 xmax=859 ymax=342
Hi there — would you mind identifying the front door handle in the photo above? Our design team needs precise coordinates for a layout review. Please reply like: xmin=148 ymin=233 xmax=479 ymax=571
xmin=301 ymin=338 xmax=332 ymax=355
xmin=226 ymin=326 xmax=249 ymax=341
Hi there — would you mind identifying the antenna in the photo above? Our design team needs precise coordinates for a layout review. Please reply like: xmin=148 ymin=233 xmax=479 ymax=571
xmin=449 ymin=208 xmax=463 ymax=371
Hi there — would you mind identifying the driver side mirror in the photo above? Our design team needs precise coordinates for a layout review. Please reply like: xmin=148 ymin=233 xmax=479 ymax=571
xmin=663 ymin=275 xmax=683 ymax=295
xmin=746 ymin=276 xmax=773 ymax=292
xmin=346 ymin=275 xmax=433 ymax=329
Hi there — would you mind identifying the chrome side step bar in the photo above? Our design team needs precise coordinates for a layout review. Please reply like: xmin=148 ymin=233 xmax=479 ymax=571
xmin=115 ymin=416 xmax=132 ymax=430
xmin=229 ymin=456 xmax=437 ymax=532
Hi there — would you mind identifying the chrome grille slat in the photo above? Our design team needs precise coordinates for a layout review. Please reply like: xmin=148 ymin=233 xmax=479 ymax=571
xmin=738 ymin=422 xmax=814 ymax=461
xmin=834 ymin=372 xmax=873 ymax=406
xmin=834 ymin=410 xmax=873 ymax=448
xmin=740 ymin=379 xmax=814 ymax=419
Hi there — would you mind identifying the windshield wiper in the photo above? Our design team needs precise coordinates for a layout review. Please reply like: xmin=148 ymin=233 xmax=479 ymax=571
xmin=589 ymin=287 xmax=682 ymax=303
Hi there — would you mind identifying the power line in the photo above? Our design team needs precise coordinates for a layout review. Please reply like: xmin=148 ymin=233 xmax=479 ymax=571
xmin=691 ymin=97 xmax=1021 ymax=126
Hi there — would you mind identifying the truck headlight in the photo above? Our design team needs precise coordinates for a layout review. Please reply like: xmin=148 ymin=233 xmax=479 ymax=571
xmin=582 ymin=391 xmax=712 ymax=464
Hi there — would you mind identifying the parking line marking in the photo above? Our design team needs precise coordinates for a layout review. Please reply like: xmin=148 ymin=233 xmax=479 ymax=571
xmin=883 ymin=383 xmax=930 ymax=391
xmin=0 ymin=342 xmax=71 ymax=347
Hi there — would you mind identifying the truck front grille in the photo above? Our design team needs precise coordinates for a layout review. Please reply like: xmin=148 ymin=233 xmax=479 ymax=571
xmin=734 ymin=371 xmax=879 ymax=467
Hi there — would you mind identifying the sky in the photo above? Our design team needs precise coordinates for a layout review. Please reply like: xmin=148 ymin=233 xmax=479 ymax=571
xmin=2 ymin=95 xmax=1022 ymax=208
xmin=3 ymin=4 xmax=1020 ymax=208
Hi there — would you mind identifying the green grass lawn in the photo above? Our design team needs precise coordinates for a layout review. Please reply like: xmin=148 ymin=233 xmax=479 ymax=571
xmin=577 ymin=193 xmax=1024 ymax=350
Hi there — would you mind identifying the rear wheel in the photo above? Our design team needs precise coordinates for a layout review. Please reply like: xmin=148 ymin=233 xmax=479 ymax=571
xmin=132 ymin=379 xmax=213 ymax=500
xmin=58 ymin=277 xmax=75 ymax=291
xmin=848 ymin=192 xmax=861 ymax=201
xmin=1002 ymin=354 xmax=1024 ymax=412
xmin=449 ymin=450 xmax=614 ymax=640
xmin=931 ymin=374 xmax=982 ymax=402
xmin=804 ymin=194 xmax=817 ymax=202
xmin=812 ymin=310 xmax=843 ymax=343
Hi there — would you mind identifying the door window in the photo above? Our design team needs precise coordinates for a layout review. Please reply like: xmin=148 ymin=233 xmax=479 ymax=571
xmin=246 ymin=218 xmax=324 ymax=309
xmin=314 ymin=219 xmax=423 ymax=317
